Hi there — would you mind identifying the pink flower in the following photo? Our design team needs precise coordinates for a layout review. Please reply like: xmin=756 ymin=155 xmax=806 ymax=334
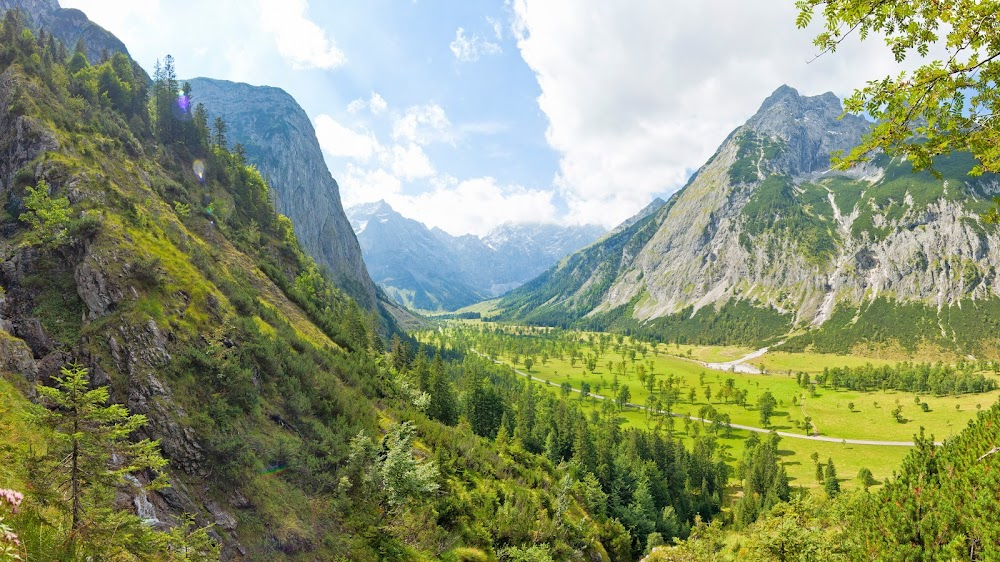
xmin=0 ymin=489 xmax=22 ymax=513
xmin=0 ymin=529 xmax=19 ymax=547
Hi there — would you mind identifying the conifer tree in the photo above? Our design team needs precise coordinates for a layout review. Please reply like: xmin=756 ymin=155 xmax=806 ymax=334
xmin=824 ymin=458 xmax=841 ymax=498
xmin=33 ymin=363 xmax=168 ymax=546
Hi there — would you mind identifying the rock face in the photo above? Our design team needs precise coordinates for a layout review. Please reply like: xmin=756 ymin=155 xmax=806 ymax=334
xmin=0 ymin=0 xmax=131 ymax=63
xmin=501 ymin=85 xmax=1000 ymax=350
xmin=186 ymin=77 xmax=381 ymax=314
xmin=347 ymin=200 xmax=604 ymax=311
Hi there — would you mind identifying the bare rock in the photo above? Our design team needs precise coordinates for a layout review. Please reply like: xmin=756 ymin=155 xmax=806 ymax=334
xmin=0 ymin=329 xmax=36 ymax=382
xmin=206 ymin=501 xmax=238 ymax=531
xmin=75 ymin=260 xmax=123 ymax=318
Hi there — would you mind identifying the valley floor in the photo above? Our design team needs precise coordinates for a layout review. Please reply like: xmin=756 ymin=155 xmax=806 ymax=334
xmin=431 ymin=323 xmax=1000 ymax=492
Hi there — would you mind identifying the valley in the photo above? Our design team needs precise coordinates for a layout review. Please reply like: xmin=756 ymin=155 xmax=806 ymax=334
xmin=421 ymin=323 xmax=999 ymax=492
xmin=0 ymin=0 xmax=999 ymax=560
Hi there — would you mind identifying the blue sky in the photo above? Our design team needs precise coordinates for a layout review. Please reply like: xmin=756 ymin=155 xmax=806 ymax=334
xmin=60 ymin=0 xmax=925 ymax=236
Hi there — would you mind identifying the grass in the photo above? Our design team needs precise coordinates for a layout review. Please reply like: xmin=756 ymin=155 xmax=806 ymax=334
xmin=454 ymin=328 xmax=999 ymax=492
xmin=530 ymin=375 xmax=911 ymax=492
xmin=743 ymin=350 xmax=899 ymax=373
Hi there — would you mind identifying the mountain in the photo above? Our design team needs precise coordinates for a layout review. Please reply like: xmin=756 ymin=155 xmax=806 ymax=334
xmin=501 ymin=85 xmax=1000 ymax=355
xmin=347 ymin=200 xmax=605 ymax=311
xmin=185 ymin=77 xmax=412 ymax=329
xmin=0 ymin=13 xmax=637 ymax=560
xmin=483 ymin=221 xmax=608 ymax=291
xmin=347 ymin=200 xmax=488 ymax=311
xmin=609 ymin=196 xmax=666 ymax=235
xmin=0 ymin=0 xmax=130 ymax=63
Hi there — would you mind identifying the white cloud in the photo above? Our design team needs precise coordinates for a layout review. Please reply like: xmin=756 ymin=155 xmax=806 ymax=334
xmin=346 ymin=98 xmax=367 ymax=113
xmin=369 ymin=92 xmax=388 ymax=115
xmin=340 ymin=165 xmax=403 ymax=209
xmin=314 ymin=115 xmax=379 ymax=161
xmin=346 ymin=92 xmax=388 ymax=115
xmin=512 ymin=0 xmax=942 ymax=228
xmin=258 ymin=0 xmax=346 ymax=70
xmin=392 ymin=103 xmax=452 ymax=145
xmin=486 ymin=16 xmax=504 ymax=41
xmin=449 ymin=27 xmax=502 ymax=63
xmin=398 ymin=178 xmax=557 ymax=237
xmin=389 ymin=143 xmax=435 ymax=180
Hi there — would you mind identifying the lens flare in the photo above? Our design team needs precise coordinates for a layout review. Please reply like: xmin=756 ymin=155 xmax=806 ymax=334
xmin=176 ymin=89 xmax=190 ymax=112
xmin=192 ymin=159 xmax=205 ymax=182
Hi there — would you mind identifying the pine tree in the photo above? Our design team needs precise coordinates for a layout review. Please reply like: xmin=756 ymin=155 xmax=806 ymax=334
xmin=426 ymin=352 xmax=457 ymax=425
xmin=33 ymin=363 xmax=168 ymax=543
xmin=213 ymin=116 xmax=228 ymax=149
xmin=824 ymin=458 xmax=841 ymax=498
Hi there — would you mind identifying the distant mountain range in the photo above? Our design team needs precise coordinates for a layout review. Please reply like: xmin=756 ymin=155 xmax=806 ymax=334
xmin=499 ymin=85 xmax=1000 ymax=355
xmin=347 ymin=200 xmax=605 ymax=311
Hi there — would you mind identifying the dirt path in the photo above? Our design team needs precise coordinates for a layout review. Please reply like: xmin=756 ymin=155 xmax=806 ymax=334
xmin=475 ymin=350 xmax=940 ymax=447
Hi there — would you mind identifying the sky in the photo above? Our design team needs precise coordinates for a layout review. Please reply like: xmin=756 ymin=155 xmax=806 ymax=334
xmin=58 ymin=0 xmax=922 ymax=236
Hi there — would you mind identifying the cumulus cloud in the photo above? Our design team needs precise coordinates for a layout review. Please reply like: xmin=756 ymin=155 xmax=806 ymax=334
xmin=511 ymin=0 xmax=939 ymax=227
xmin=397 ymin=178 xmax=557 ymax=237
xmin=449 ymin=27 xmax=502 ymax=63
xmin=369 ymin=92 xmax=388 ymax=115
xmin=339 ymin=165 xmax=403 ymax=209
xmin=347 ymin=92 xmax=388 ymax=115
xmin=389 ymin=143 xmax=436 ymax=180
xmin=314 ymin=115 xmax=379 ymax=161
xmin=392 ymin=103 xmax=453 ymax=145
xmin=258 ymin=0 xmax=346 ymax=70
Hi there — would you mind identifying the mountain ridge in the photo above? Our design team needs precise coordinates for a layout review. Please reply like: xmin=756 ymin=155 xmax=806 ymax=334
xmin=347 ymin=200 xmax=605 ymax=311
xmin=500 ymin=85 xmax=1000 ymax=354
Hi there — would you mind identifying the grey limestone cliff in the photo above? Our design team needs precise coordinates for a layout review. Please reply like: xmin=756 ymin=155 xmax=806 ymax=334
xmin=0 ymin=0 xmax=130 ymax=63
xmin=187 ymin=77 xmax=381 ymax=313
xmin=501 ymin=85 xmax=1000 ymax=350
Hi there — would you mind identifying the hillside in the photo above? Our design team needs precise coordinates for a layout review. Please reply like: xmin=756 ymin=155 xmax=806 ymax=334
xmin=0 ymin=0 xmax=129 ymax=63
xmin=185 ymin=77 xmax=410 ymax=329
xmin=0 ymin=8 xmax=747 ymax=561
xmin=347 ymin=199 xmax=604 ymax=311
xmin=500 ymin=85 xmax=1000 ymax=355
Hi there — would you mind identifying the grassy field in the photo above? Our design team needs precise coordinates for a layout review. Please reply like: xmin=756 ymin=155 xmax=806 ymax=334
xmin=438 ymin=325 xmax=1000 ymax=492
xmin=525 ymin=374 xmax=912 ymax=491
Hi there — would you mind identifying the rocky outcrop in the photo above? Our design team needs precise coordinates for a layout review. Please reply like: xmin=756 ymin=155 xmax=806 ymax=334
xmin=186 ymin=78 xmax=380 ymax=314
xmin=0 ymin=328 xmax=36 ymax=382
xmin=0 ymin=0 xmax=131 ymax=64
xmin=0 ymin=67 xmax=58 ymax=196
xmin=744 ymin=85 xmax=870 ymax=176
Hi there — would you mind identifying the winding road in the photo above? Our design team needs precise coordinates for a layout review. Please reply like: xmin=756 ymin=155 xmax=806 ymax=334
xmin=475 ymin=350 xmax=940 ymax=447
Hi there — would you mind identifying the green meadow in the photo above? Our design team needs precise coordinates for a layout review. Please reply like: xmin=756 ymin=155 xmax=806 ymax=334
xmin=428 ymin=323 xmax=1000 ymax=491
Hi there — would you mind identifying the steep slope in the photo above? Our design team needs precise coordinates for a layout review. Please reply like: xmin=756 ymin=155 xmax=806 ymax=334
xmin=348 ymin=200 xmax=488 ymax=311
xmin=348 ymin=200 xmax=605 ymax=311
xmin=0 ymin=0 xmax=129 ymax=62
xmin=185 ymin=77 xmax=389 ymax=318
xmin=502 ymin=85 xmax=1000 ymax=353
xmin=0 ymin=19 xmax=629 ymax=561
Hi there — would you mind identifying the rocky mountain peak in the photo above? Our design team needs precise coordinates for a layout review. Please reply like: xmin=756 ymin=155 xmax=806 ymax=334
xmin=0 ymin=0 xmax=131 ymax=63
xmin=347 ymin=199 xmax=396 ymax=219
xmin=742 ymin=84 xmax=870 ymax=176
xmin=0 ymin=0 xmax=57 ymax=17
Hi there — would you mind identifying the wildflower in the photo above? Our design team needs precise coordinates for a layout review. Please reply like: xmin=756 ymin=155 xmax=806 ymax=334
xmin=0 ymin=490 xmax=22 ymax=513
